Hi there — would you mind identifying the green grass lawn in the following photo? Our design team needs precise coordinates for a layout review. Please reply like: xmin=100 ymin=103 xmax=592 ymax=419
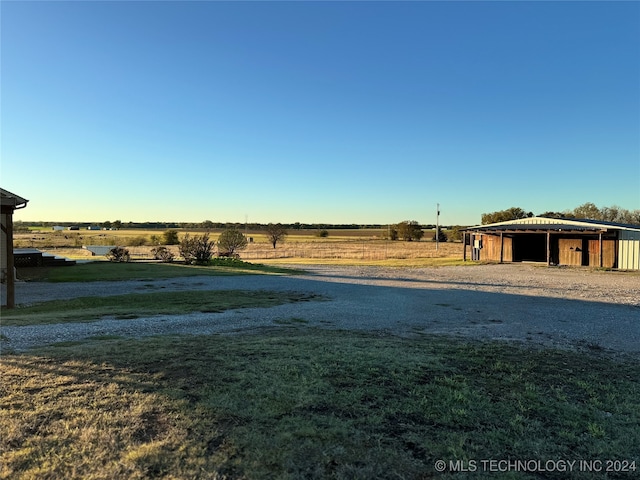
xmin=2 ymin=329 xmax=638 ymax=479
xmin=1 ymin=290 xmax=322 ymax=326
xmin=16 ymin=259 xmax=304 ymax=283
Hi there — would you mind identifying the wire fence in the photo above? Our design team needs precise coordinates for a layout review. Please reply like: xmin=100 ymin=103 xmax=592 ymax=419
xmin=239 ymin=241 xmax=462 ymax=261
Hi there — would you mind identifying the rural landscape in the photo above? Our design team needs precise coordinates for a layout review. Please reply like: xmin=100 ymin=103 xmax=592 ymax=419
xmin=2 ymin=1 xmax=639 ymax=479
xmin=2 ymin=205 xmax=640 ymax=479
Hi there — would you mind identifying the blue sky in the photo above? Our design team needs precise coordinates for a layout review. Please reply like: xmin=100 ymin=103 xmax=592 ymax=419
xmin=2 ymin=1 xmax=639 ymax=225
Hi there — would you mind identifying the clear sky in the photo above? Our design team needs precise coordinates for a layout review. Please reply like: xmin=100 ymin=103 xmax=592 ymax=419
xmin=2 ymin=1 xmax=639 ymax=226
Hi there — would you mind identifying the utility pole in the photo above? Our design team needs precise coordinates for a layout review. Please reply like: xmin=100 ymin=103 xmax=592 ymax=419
xmin=436 ymin=203 xmax=440 ymax=251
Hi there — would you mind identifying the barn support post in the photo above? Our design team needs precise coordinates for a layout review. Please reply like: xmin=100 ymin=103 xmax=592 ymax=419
xmin=462 ymin=232 xmax=467 ymax=262
xmin=546 ymin=231 xmax=551 ymax=266
xmin=5 ymin=209 xmax=15 ymax=309
xmin=499 ymin=231 xmax=504 ymax=263
xmin=599 ymin=232 xmax=603 ymax=268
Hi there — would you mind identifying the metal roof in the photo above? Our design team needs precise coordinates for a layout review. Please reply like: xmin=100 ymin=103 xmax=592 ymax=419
xmin=465 ymin=216 xmax=640 ymax=233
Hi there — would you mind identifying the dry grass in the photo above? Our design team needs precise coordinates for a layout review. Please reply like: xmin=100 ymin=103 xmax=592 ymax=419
xmin=16 ymin=229 xmax=464 ymax=265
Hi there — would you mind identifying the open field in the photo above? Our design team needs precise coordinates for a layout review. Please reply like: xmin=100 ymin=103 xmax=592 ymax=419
xmin=14 ymin=228 xmax=463 ymax=264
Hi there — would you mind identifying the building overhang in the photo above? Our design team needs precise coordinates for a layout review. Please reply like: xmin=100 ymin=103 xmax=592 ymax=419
xmin=1 ymin=188 xmax=29 ymax=213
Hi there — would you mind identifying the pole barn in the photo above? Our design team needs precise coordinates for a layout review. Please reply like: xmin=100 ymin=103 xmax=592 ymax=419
xmin=463 ymin=217 xmax=640 ymax=270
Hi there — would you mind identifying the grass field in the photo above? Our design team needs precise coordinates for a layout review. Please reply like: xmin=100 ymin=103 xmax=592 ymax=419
xmin=15 ymin=228 xmax=464 ymax=264
xmin=2 ymin=329 xmax=639 ymax=479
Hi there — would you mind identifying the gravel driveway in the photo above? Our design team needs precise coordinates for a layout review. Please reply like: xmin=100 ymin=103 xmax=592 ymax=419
xmin=2 ymin=264 xmax=639 ymax=354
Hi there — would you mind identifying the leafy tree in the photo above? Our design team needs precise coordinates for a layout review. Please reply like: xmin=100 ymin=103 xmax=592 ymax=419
xmin=179 ymin=233 xmax=215 ymax=265
xmin=446 ymin=226 xmax=464 ymax=242
xmin=218 ymin=228 xmax=248 ymax=256
xmin=102 ymin=220 xmax=112 ymax=229
xmin=201 ymin=220 xmax=215 ymax=229
xmin=572 ymin=202 xmax=601 ymax=220
xmin=265 ymin=223 xmax=288 ymax=249
xmin=395 ymin=221 xmax=424 ymax=241
xmin=383 ymin=226 xmax=398 ymax=241
xmin=163 ymin=230 xmax=180 ymax=245
xmin=538 ymin=211 xmax=568 ymax=219
xmin=481 ymin=207 xmax=533 ymax=225
xmin=112 ymin=220 xmax=122 ymax=230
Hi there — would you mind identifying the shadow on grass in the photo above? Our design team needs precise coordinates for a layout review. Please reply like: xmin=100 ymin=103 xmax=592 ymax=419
xmin=2 ymin=328 xmax=640 ymax=479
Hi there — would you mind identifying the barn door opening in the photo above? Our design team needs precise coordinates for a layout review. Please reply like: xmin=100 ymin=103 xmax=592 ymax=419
xmin=512 ymin=234 xmax=547 ymax=262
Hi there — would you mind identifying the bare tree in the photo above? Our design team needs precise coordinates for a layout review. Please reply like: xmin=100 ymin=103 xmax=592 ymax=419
xmin=265 ymin=223 xmax=288 ymax=249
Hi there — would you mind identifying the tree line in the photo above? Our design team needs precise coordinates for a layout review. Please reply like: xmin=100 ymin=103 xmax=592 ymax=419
xmin=481 ymin=203 xmax=640 ymax=226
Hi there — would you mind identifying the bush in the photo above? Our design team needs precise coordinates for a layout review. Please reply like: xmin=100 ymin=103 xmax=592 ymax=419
xmin=151 ymin=246 xmax=175 ymax=263
xmin=217 ymin=228 xmax=248 ymax=256
xmin=316 ymin=229 xmax=329 ymax=238
xmin=163 ymin=230 xmax=180 ymax=245
xmin=128 ymin=236 xmax=148 ymax=247
xmin=179 ymin=233 xmax=214 ymax=265
xmin=432 ymin=230 xmax=448 ymax=243
xmin=106 ymin=247 xmax=131 ymax=262
xmin=447 ymin=226 xmax=463 ymax=242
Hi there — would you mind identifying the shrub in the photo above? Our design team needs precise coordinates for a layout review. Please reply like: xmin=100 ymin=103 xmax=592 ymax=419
xmin=316 ymin=229 xmax=329 ymax=238
xmin=151 ymin=246 xmax=175 ymax=263
xmin=217 ymin=228 xmax=248 ymax=256
xmin=106 ymin=247 xmax=131 ymax=262
xmin=128 ymin=236 xmax=148 ymax=247
xmin=446 ymin=226 xmax=463 ymax=242
xmin=163 ymin=230 xmax=180 ymax=245
xmin=432 ymin=230 xmax=448 ymax=243
xmin=179 ymin=233 xmax=214 ymax=265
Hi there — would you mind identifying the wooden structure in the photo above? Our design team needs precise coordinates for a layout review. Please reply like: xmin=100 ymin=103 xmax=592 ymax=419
xmin=1 ymin=188 xmax=29 ymax=308
xmin=463 ymin=217 xmax=640 ymax=270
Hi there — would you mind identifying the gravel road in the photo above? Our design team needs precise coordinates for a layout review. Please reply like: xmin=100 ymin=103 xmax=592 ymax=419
xmin=2 ymin=264 xmax=639 ymax=354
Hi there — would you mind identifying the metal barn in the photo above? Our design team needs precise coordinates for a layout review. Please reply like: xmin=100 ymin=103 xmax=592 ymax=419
xmin=462 ymin=217 xmax=640 ymax=270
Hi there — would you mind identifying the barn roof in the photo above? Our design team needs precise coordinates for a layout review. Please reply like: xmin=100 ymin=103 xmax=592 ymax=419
xmin=1 ymin=188 xmax=29 ymax=210
xmin=465 ymin=216 xmax=640 ymax=233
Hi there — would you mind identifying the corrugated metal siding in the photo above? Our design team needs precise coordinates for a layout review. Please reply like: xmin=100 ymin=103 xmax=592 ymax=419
xmin=618 ymin=231 xmax=640 ymax=270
